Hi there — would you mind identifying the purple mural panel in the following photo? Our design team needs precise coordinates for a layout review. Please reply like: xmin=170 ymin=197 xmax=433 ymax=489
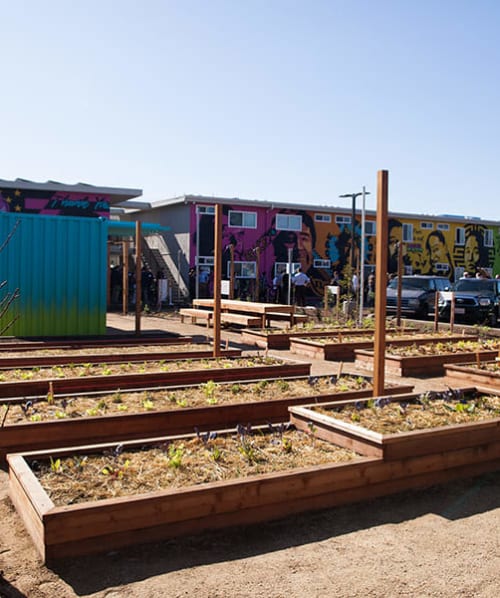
xmin=0 ymin=188 xmax=110 ymax=218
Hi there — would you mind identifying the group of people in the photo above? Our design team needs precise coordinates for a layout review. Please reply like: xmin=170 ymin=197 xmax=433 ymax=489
xmin=271 ymin=267 xmax=311 ymax=307
xmin=109 ymin=264 xmax=167 ymax=311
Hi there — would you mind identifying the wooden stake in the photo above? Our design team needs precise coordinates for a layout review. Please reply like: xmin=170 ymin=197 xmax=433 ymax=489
xmin=135 ymin=222 xmax=142 ymax=335
xmin=373 ymin=170 xmax=389 ymax=397
xmin=213 ymin=205 xmax=222 ymax=357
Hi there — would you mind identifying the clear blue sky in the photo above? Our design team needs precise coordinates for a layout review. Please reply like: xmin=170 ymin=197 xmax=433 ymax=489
xmin=2 ymin=0 xmax=499 ymax=220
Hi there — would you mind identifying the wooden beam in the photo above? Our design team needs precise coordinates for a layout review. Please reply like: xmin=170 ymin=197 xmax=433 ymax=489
xmin=213 ymin=205 xmax=222 ymax=357
xmin=373 ymin=170 xmax=389 ymax=396
xmin=135 ymin=221 xmax=142 ymax=335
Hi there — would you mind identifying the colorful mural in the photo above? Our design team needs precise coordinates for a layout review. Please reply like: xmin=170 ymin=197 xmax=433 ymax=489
xmin=0 ymin=187 xmax=110 ymax=217
xmin=188 ymin=202 xmax=499 ymax=299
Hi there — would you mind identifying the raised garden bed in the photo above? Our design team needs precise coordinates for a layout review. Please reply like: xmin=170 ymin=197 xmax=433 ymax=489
xmin=241 ymin=326 xmax=408 ymax=349
xmin=10 ymin=414 xmax=500 ymax=564
xmin=354 ymin=339 xmax=500 ymax=376
xmin=0 ymin=356 xmax=310 ymax=399
xmin=290 ymin=386 xmax=500 ymax=460
xmin=240 ymin=327 xmax=392 ymax=350
xmin=445 ymin=361 xmax=500 ymax=391
xmin=0 ymin=334 xmax=192 ymax=352
xmin=0 ymin=344 xmax=240 ymax=368
xmin=290 ymin=332 xmax=476 ymax=361
xmin=0 ymin=375 xmax=414 ymax=458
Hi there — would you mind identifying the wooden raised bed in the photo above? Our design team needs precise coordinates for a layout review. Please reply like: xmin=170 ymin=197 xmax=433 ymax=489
xmin=0 ymin=346 xmax=240 ymax=368
xmin=354 ymin=348 xmax=498 ymax=377
xmin=445 ymin=362 xmax=500 ymax=391
xmin=0 ymin=358 xmax=311 ymax=400
xmin=10 ymin=421 xmax=500 ymax=564
xmin=289 ymin=387 xmax=500 ymax=460
xmin=241 ymin=328 xmax=396 ymax=350
xmin=290 ymin=333 xmax=477 ymax=362
xmin=0 ymin=378 xmax=414 ymax=459
xmin=0 ymin=334 xmax=193 ymax=352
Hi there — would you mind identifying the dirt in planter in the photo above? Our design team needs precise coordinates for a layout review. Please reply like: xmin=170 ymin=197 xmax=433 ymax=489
xmin=387 ymin=339 xmax=500 ymax=356
xmin=2 ymin=375 xmax=374 ymax=424
xmin=313 ymin=389 xmax=500 ymax=433
xmin=0 ymin=355 xmax=281 ymax=383
xmin=0 ymin=343 xmax=207 ymax=358
xmin=308 ymin=331 xmax=461 ymax=345
xmin=32 ymin=426 xmax=360 ymax=505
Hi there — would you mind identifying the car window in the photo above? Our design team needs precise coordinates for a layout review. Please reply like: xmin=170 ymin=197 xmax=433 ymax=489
xmin=454 ymin=280 xmax=495 ymax=292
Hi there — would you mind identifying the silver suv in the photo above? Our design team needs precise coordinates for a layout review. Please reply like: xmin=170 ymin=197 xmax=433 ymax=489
xmin=386 ymin=275 xmax=450 ymax=319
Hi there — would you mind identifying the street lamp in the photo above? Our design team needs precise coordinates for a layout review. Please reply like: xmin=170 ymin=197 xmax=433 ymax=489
xmin=339 ymin=192 xmax=365 ymax=269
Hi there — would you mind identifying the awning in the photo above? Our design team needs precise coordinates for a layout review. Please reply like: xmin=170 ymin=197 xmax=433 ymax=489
xmin=106 ymin=221 xmax=170 ymax=237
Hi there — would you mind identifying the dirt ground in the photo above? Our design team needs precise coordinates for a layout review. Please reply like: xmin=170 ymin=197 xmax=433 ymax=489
xmin=1 ymin=312 xmax=499 ymax=598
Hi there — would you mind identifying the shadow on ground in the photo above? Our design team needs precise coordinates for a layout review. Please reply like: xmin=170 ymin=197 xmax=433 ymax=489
xmin=53 ymin=470 xmax=500 ymax=595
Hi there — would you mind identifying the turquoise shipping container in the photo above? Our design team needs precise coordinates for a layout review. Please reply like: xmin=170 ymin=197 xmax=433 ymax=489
xmin=0 ymin=211 xmax=107 ymax=336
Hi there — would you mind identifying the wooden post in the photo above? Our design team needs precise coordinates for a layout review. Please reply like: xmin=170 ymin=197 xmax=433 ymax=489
xmin=229 ymin=245 xmax=235 ymax=300
xmin=122 ymin=241 xmax=129 ymax=315
xmin=135 ymin=222 xmax=142 ymax=335
xmin=373 ymin=170 xmax=389 ymax=397
xmin=396 ymin=242 xmax=403 ymax=328
xmin=213 ymin=205 xmax=222 ymax=357
xmin=106 ymin=243 xmax=112 ymax=308
xmin=255 ymin=247 xmax=260 ymax=302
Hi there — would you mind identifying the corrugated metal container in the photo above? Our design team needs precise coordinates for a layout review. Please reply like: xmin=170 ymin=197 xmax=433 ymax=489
xmin=0 ymin=212 xmax=107 ymax=336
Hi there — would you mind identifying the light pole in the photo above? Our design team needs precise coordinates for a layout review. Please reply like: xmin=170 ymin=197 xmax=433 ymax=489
xmin=339 ymin=191 xmax=364 ymax=270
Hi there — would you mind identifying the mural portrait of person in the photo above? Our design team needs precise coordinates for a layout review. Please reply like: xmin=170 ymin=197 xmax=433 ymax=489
xmin=426 ymin=230 xmax=454 ymax=277
xmin=463 ymin=228 xmax=489 ymax=274
xmin=272 ymin=211 xmax=330 ymax=295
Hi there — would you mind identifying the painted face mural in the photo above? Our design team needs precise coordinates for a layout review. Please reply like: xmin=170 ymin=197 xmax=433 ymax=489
xmin=425 ymin=230 xmax=453 ymax=276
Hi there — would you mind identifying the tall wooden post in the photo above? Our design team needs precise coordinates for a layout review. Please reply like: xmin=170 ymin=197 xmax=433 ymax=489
xmin=213 ymin=204 xmax=222 ymax=357
xmin=255 ymin=247 xmax=260 ymax=302
xmin=106 ymin=243 xmax=111 ymax=308
xmin=373 ymin=170 xmax=389 ymax=397
xmin=122 ymin=241 xmax=129 ymax=315
xmin=229 ymin=245 xmax=235 ymax=299
xmin=135 ymin=221 xmax=142 ymax=335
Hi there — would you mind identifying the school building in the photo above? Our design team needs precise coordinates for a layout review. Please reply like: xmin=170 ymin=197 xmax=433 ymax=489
xmin=121 ymin=194 xmax=500 ymax=302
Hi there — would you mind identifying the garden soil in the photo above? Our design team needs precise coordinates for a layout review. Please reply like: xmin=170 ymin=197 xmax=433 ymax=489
xmin=1 ymin=312 xmax=499 ymax=598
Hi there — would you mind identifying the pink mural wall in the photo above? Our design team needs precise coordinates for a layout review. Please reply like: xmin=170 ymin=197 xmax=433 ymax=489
xmin=189 ymin=203 xmax=377 ymax=298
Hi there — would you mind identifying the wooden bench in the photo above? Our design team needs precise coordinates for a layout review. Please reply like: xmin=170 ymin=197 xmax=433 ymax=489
xmin=266 ymin=312 xmax=310 ymax=325
xmin=220 ymin=313 xmax=261 ymax=328
xmin=179 ymin=308 xmax=260 ymax=328
xmin=179 ymin=308 xmax=213 ymax=326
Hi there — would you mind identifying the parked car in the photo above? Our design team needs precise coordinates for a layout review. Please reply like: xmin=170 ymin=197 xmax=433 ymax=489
xmin=438 ymin=278 xmax=500 ymax=326
xmin=386 ymin=275 xmax=450 ymax=319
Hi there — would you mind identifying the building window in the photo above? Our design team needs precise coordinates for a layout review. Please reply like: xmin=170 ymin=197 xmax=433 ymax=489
xmin=276 ymin=214 xmax=302 ymax=231
xmin=402 ymin=223 xmax=413 ymax=242
xmin=433 ymin=263 xmax=451 ymax=273
xmin=437 ymin=223 xmax=449 ymax=231
xmin=228 ymin=261 xmax=256 ymax=279
xmin=314 ymin=213 xmax=331 ymax=223
xmin=196 ymin=256 xmax=214 ymax=266
xmin=420 ymin=222 xmax=433 ymax=229
xmin=228 ymin=210 xmax=257 ymax=229
xmin=455 ymin=227 xmax=465 ymax=246
xmin=365 ymin=221 xmax=376 ymax=235
xmin=484 ymin=229 xmax=493 ymax=247
xmin=314 ymin=259 xmax=331 ymax=269
xmin=275 ymin=262 xmax=300 ymax=276
xmin=335 ymin=215 xmax=351 ymax=226
xmin=197 ymin=205 xmax=215 ymax=215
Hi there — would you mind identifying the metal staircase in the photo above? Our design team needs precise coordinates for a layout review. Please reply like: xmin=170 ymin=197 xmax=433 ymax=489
xmin=141 ymin=234 xmax=189 ymax=305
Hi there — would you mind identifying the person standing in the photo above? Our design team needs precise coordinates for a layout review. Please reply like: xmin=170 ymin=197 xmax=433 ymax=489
xmin=292 ymin=267 xmax=310 ymax=307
